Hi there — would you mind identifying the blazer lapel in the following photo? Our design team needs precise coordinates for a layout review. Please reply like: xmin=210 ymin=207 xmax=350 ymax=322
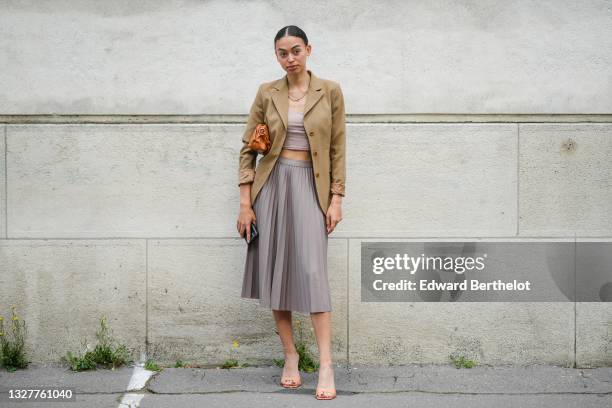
xmin=271 ymin=69 xmax=325 ymax=131
xmin=271 ymin=77 xmax=288 ymax=130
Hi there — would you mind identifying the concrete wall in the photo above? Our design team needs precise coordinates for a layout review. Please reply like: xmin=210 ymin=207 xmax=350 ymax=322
xmin=1 ymin=1 xmax=611 ymax=368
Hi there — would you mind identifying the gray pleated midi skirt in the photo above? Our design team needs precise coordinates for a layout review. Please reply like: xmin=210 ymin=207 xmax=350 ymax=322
xmin=241 ymin=156 xmax=331 ymax=314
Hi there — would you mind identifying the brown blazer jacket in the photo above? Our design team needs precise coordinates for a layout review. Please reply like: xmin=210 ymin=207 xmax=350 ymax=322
xmin=238 ymin=69 xmax=346 ymax=214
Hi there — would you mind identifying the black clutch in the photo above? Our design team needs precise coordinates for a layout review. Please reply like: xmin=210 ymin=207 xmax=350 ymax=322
xmin=244 ymin=222 xmax=259 ymax=244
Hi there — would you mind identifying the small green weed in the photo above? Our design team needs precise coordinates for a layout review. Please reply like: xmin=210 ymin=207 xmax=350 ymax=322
xmin=0 ymin=305 xmax=29 ymax=371
xmin=144 ymin=359 xmax=161 ymax=371
xmin=450 ymin=354 xmax=476 ymax=368
xmin=62 ymin=315 xmax=133 ymax=371
xmin=219 ymin=339 xmax=249 ymax=368
xmin=174 ymin=360 xmax=204 ymax=368
xmin=220 ymin=358 xmax=239 ymax=368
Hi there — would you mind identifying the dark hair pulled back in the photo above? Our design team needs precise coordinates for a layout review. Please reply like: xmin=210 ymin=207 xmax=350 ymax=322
xmin=274 ymin=25 xmax=308 ymax=48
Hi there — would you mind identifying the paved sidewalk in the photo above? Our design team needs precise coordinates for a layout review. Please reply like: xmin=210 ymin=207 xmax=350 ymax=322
xmin=1 ymin=362 xmax=611 ymax=407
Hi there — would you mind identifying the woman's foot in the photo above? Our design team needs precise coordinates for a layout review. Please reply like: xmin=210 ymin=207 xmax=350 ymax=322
xmin=315 ymin=362 xmax=336 ymax=399
xmin=280 ymin=352 xmax=301 ymax=388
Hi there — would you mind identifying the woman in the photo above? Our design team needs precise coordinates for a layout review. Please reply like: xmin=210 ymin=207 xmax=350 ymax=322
xmin=236 ymin=25 xmax=346 ymax=400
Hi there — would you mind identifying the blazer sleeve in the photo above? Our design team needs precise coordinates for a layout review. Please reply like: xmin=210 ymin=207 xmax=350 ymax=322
xmin=238 ymin=84 xmax=264 ymax=186
xmin=329 ymin=83 xmax=346 ymax=197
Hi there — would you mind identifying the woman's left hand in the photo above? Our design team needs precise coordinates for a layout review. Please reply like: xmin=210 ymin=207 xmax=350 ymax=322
xmin=326 ymin=197 xmax=343 ymax=234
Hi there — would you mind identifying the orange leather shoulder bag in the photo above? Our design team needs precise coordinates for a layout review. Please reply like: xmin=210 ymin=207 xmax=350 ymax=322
xmin=247 ymin=123 xmax=271 ymax=155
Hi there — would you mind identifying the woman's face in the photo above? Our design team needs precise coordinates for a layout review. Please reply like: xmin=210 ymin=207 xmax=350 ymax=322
xmin=275 ymin=36 xmax=311 ymax=75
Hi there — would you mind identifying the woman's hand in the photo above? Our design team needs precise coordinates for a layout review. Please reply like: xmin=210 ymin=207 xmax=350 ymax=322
xmin=326 ymin=195 xmax=343 ymax=234
xmin=237 ymin=203 xmax=257 ymax=241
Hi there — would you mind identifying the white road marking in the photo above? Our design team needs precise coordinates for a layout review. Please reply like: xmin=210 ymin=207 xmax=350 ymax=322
xmin=117 ymin=351 xmax=156 ymax=408
xmin=118 ymin=393 xmax=146 ymax=408
xmin=127 ymin=364 xmax=155 ymax=391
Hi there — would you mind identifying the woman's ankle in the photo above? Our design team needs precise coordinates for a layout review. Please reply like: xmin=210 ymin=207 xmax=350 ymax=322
xmin=285 ymin=351 xmax=299 ymax=359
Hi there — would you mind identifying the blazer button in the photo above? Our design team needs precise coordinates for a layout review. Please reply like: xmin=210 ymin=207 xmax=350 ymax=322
xmin=315 ymin=172 xmax=319 ymax=177
xmin=313 ymin=151 xmax=318 ymax=156
xmin=309 ymin=131 xmax=314 ymax=136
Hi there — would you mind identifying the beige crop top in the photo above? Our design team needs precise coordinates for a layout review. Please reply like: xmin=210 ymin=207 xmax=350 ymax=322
xmin=282 ymin=110 xmax=310 ymax=151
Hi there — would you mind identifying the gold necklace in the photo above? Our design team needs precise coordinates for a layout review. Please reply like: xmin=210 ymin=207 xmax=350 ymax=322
xmin=288 ymin=78 xmax=310 ymax=102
